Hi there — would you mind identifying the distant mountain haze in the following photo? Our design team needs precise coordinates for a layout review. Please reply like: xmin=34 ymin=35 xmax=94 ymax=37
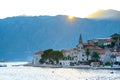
xmin=0 ymin=9 xmax=120 ymax=61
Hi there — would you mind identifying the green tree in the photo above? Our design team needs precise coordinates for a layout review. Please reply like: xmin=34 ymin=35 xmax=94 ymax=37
xmin=85 ymin=48 xmax=90 ymax=61
xmin=91 ymin=51 xmax=99 ymax=62
xmin=67 ymin=55 xmax=72 ymax=60
xmin=111 ymin=33 xmax=120 ymax=41
xmin=40 ymin=49 xmax=63 ymax=64
xmin=63 ymin=57 xmax=67 ymax=60
xmin=110 ymin=33 xmax=120 ymax=47
xmin=40 ymin=49 xmax=53 ymax=64
xmin=39 ymin=59 xmax=45 ymax=64
xmin=98 ymin=45 xmax=105 ymax=49
xmin=49 ymin=50 xmax=63 ymax=64
xmin=42 ymin=49 xmax=53 ymax=60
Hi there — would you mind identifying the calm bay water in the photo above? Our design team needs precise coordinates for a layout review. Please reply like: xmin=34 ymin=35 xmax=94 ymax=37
xmin=0 ymin=66 xmax=120 ymax=80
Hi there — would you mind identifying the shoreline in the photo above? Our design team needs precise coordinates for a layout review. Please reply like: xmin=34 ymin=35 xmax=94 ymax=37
xmin=32 ymin=64 xmax=120 ymax=70
xmin=1 ymin=62 xmax=120 ymax=70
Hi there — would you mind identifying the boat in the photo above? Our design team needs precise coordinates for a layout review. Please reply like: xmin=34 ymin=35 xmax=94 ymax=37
xmin=0 ymin=64 xmax=7 ymax=67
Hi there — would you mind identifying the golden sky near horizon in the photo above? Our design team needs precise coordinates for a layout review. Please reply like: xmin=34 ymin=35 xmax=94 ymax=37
xmin=86 ymin=10 xmax=105 ymax=18
xmin=0 ymin=0 xmax=120 ymax=18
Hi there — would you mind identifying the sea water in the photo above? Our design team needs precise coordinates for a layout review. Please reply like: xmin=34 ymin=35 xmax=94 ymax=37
xmin=0 ymin=66 xmax=120 ymax=80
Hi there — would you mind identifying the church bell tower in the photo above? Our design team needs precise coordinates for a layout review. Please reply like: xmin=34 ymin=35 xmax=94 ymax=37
xmin=77 ymin=34 xmax=83 ymax=50
xmin=79 ymin=34 xmax=83 ymax=44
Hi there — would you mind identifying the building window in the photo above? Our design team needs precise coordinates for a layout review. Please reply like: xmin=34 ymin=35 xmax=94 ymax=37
xmin=36 ymin=58 xmax=38 ymax=60
xmin=82 ymin=54 xmax=84 ymax=56
xmin=82 ymin=58 xmax=84 ymax=61
xmin=72 ymin=53 xmax=73 ymax=55
xmin=81 ymin=47 xmax=83 ymax=49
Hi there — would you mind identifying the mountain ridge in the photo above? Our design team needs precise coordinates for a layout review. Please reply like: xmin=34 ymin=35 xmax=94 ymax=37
xmin=0 ymin=10 xmax=120 ymax=61
xmin=86 ymin=9 xmax=120 ymax=19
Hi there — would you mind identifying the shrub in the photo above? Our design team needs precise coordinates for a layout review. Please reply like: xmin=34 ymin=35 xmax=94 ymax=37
xmin=104 ymin=62 xmax=111 ymax=66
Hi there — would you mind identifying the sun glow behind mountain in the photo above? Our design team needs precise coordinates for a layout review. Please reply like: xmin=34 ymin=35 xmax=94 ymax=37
xmin=86 ymin=10 xmax=105 ymax=18
xmin=86 ymin=9 xmax=120 ymax=19
xmin=0 ymin=0 xmax=120 ymax=19
xmin=67 ymin=16 xmax=75 ymax=21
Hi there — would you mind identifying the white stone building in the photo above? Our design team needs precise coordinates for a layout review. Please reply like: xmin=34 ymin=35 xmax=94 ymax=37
xmin=33 ymin=51 xmax=43 ymax=66
xmin=59 ymin=60 xmax=76 ymax=67
xmin=103 ymin=39 xmax=114 ymax=46
xmin=116 ymin=52 xmax=120 ymax=62
xmin=101 ymin=49 xmax=112 ymax=63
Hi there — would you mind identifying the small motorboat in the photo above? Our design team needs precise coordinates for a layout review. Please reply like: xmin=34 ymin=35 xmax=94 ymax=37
xmin=0 ymin=64 xmax=7 ymax=67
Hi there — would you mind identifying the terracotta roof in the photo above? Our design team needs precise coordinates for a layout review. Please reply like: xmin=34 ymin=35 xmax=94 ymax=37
xmin=91 ymin=62 xmax=100 ymax=65
xmin=116 ymin=52 xmax=120 ymax=56
xmin=73 ymin=48 xmax=78 ymax=50
xmin=83 ymin=43 xmax=95 ymax=47
xmin=85 ymin=46 xmax=102 ymax=50
xmin=35 ymin=51 xmax=44 ymax=55
xmin=104 ymin=39 xmax=114 ymax=43
xmin=61 ymin=49 xmax=72 ymax=53
xmin=97 ymin=49 xmax=106 ymax=54
xmin=62 ymin=48 xmax=78 ymax=54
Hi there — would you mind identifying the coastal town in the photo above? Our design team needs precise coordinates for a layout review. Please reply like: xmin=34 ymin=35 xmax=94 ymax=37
xmin=33 ymin=33 xmax=120 ymax=69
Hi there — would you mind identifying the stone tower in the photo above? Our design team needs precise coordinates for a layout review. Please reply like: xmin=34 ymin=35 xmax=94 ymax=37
xmin=79 ymin=34 xmax=83 ymax=44
xmin=77 ymin=34 xmax=83 ymax=50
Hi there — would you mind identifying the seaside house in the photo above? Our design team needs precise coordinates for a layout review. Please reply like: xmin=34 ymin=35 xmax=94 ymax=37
xmin=60 ymin=49 xmax=78 ymax=66
xmin=59 ymin=60 xmax=76 ymax=67
xmin=103 ymin=38 xmax=114 ymax=46
xmin=101 ymin=48 xmax=112 ymax=63
xmin=61 ymin=49 xmax=75 ymax=59
xmin=33 ymin=51 xmax=43 ymax=66
xmin=89 ymin=38 xmax=114 ymax=47
xmin=116 ymin=52 xmax=120 ymax=62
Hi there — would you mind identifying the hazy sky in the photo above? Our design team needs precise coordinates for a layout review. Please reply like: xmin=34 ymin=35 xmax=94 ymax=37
xmin=0 ymin=0 xmax=120 ymax=18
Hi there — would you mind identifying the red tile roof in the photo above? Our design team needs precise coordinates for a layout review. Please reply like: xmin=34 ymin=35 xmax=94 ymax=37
xmin=104 ymin=39 xmax=114 ymax=43
xmin=97 ymin=49 xmax=106 ymax=54
xmin=85 ymin=46 xmax=102 ymax=50
xmin=116 ymin=52 xmax=120 ymax=56
xmin=91 ymin=62 xmax=100 ymax=65
xmin=116 ymin=54 xmax=120 ymax=56
xmin=61 ymin=49 xmax=72 ymax=53
xmin=35 ymin=51 xmax=44 ymax=55
xmin=61 ymin=48 xmax=78 ymax=54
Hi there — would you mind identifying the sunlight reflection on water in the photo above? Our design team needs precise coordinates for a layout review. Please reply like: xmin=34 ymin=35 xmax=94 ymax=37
xmin=0 ymin=67 xmax=120 ymax=80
